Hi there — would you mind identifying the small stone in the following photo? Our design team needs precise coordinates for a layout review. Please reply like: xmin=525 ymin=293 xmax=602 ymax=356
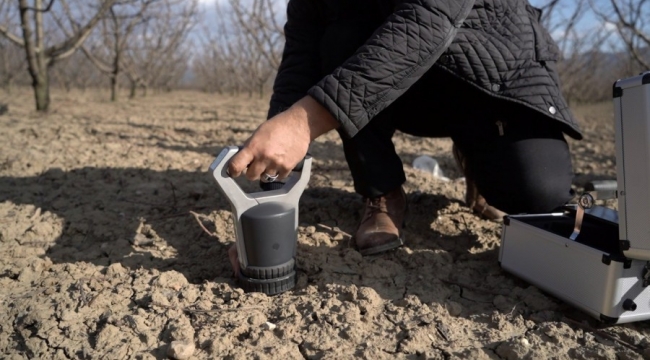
xmin=167 ymin=340 xmax=195 ymax=360
xmin=262 ymin=322 xmax=277 ymax=330
xmin=519 ymin=338 xmax=530 ymax=347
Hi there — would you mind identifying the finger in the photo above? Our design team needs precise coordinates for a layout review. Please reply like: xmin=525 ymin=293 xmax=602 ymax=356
xmin=260 ymin=167 xmax=281 ymax=183
xmin=245 ymin=158 xmax=268 ymax=181
xmin=228 ymin=244 xmax=240 ymax=278
xmin=228 ymin=148 xmax=254 ymax=177
xmin=277 ymin=168 xmax=292 ymax=181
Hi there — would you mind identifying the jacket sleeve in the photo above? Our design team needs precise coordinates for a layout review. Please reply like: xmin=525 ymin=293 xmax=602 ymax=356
xmin=267 ymin=0 xmax=324 ymax=119
xmin=307 ymin=0 xmax=475 ymax=138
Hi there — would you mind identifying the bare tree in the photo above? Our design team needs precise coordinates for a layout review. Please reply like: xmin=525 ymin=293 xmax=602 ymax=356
xmin=0 ymin=38 xmax=28 ymax=94
xmin=0 ymin=3 xmax=25 ymax=93
xmin=192 ymin=5 xmax=247 ymax=95
xmin=192 ymin=0 xmax=285 ymax=97
xmin=229 ymin=0 xmax=284 ymax=70
xmin=50 ymin=50 xmax=104 ymax=92
xmin=80 ymin=0 xmax=154 ymax=101
xmin=592 ymin=0 xmax=650 ymax=71
xmin=229 ymin=0 xmax=284 ymax=97
xmin=0 ymin=3 xmax=22 ymax=92
xmin=0 ymin=0 xmax=117 ymax=111
xmin=121 ymin=0 xmax=198 ymax=98
xmin=536 ymin=0 xmax=617 ymax=103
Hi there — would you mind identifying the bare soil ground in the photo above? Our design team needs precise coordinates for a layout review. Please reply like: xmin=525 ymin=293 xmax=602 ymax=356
xmin=0 ymin=89 xmax=648 ymax=359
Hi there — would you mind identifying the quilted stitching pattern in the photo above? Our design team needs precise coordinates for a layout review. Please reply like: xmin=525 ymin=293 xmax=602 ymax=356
xmin=274 ymin=0 xmax=581 ymax=140
xmin=308 ymin=0 xmax=475 ymax=137
xmin=436 ymin=0 xmax=579 ymax=138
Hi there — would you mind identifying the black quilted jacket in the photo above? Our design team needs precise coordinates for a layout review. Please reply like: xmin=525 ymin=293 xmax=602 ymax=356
xmin=268 ymin=0 xmax=582 ymax=140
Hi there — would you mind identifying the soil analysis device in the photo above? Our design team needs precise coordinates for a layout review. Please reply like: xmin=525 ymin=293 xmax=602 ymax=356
xmin=209 ymin=146 xmax=311 ymax=295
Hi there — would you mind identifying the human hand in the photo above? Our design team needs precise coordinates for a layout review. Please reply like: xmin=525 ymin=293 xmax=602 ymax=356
xmin=227 ymin=96 xmax=338 ymax=180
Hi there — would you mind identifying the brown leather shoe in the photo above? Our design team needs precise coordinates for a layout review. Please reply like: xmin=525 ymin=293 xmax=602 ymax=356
xmin=354 ymin=187 xmax=407 ymax=255
xmin=452 ymin=144 xmax=507 ymax=222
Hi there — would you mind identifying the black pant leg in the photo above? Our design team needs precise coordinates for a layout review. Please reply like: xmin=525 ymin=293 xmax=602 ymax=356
xmin=338 ymin=110 xmax=406 ymax=198
xmin=451 ymin=114 xmax=575 ymax=214
xmin=375 ymin=68 xmax=575 ymax=214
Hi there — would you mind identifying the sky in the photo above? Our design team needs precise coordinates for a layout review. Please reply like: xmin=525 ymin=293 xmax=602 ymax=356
xmin=194 ymin=0 xmax=622 ymax=53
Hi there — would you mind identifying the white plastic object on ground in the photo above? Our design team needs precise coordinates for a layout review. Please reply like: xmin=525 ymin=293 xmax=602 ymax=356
xmin=412 ymin=155 xmax=450 ymax=181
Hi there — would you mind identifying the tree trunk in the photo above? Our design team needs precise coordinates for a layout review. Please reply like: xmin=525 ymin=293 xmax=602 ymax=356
xmin=33 ymin=73 xmax=50 ymax=111
xmin=129 ymin=81 xmax=137 ymax=99
xmin=258 ymin=83 xmax=264 ymax=99
xmin=110 ymin=75 xmax=118 ymax=102
xmin=3 ymin=80 xmax=12 ymax=95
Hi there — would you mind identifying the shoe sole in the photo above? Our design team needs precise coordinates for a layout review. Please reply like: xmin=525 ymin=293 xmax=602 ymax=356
xmin=358 ymin=235 xmax=404 ymax=256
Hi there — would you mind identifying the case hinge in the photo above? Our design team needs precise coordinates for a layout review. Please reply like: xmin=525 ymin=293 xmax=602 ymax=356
xmin=642 ymin=262 xmax=650 ymax=288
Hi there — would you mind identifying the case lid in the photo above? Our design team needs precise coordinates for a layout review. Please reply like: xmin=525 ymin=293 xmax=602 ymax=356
xmin=613 ymin=71 xmax=650 ymax=261
xmin=613 ymin=71 xmax=650 ymax=95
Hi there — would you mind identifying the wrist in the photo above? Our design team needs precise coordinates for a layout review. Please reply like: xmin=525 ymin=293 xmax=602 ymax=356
xmin=290 ymin=95 xmax=339 ymax=141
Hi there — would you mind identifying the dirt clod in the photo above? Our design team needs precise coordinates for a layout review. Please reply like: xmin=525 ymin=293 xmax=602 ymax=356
xmin=167 ymin=340 xmax=196 ymax=360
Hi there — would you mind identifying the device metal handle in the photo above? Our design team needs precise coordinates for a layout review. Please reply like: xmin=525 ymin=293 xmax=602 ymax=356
xmin=209 ymin=145 xmax=312 ymax=213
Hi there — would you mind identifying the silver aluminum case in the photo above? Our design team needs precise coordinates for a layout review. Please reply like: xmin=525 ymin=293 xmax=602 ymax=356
xmin=614 ymin=72 xmax=650 ymax=260
xmin=499 ymin=212 xmax=650 ymax=324
xmin=499 ymin=71 xmax=650 ymax=324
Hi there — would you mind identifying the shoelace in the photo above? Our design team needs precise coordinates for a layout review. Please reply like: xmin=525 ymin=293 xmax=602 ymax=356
xmin=362 ymin=197 xmax=389 ymax=223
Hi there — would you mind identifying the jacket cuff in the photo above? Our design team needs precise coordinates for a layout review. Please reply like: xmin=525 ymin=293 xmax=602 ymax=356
xmin=267 ymin=103 xmax=289 ymax=120
xmin=307 ymin=85 xmax=361 ymax=139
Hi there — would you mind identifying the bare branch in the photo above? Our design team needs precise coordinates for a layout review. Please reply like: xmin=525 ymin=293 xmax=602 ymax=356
xmin=592 ymin=0 xmax=650 ymax=70
xmin=46 ymin=0 xmax=118 ymax=63
xmin=0 ymin=25 xmax=25 ymax=47
xmin=80 ymin=45 xmax=113 ymax=74
xmin=20 ymin=0 xmax=55 ymax=13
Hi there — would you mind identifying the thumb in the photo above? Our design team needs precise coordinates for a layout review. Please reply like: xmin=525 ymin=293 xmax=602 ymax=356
xmin=228 ymin=148 xmax=253 ymax=177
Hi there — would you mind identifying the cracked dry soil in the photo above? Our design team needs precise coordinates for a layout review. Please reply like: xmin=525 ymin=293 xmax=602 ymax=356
xmin=1 ymin=89 xmax=649 ymax=359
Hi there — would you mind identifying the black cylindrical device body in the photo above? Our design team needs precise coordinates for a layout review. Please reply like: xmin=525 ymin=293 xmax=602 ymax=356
xmin=238 ymin=202 xmax=297 ymax=295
